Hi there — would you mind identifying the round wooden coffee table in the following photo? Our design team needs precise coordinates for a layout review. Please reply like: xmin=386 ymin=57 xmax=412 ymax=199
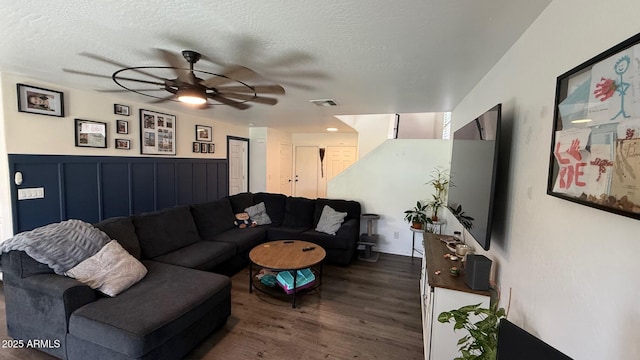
xmin=249 ymin=240 xmax=326 ymax=308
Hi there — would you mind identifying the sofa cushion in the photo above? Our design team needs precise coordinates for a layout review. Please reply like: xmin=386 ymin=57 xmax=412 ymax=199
xmin=65 ymin=240 xmax=147 ymax=297
xmin=282 ymin=197 xmax=316 ymax=228
xmin=313 ymin=198 xmax=361 ymax=226
xmin=300 ymin=229 xmax=352 ymax=250
xmin=266 ymin=226 xmax=309 ymax=241
xmin=68 ymin=261 xmax=231 ymax=358
xmin=245 ymin=202 xmax=272 ymax=225
xmin=191 ymin=198 xmax=236 ymax=239
xmin=152 ymin=241 xmax=236 ymax=271
xmin=315 ymin=205 xmax=348 ymax=235
xmin=94 ymin=216 xmax=141 ymax=259
xmin=228 ymin=192 xmax=254 ymax=214
xmin=133 ymin=206 xmax=201 ymax=259
xmin=254 ymin=192 xmax=286 ymax=226
xmin=212 ymin=227 xmax=268 ymax=253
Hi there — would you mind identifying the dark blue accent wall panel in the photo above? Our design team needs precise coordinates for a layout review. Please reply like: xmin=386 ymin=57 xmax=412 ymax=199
xmin=8 ymin=154 xmax=228 ymax=233
xmin=64 ymin=163 xmax=100 ymax=224
xmin=101 ymin=163 xmax=130 ymax=219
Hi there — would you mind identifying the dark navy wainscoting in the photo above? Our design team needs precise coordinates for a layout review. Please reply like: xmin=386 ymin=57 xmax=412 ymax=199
xmin=8 ymin=154 xmax=228 ymax=233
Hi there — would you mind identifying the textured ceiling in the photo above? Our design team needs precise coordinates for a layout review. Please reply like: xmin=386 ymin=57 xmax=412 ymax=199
xmin=0 ymin=1 xmax=550 ymax=133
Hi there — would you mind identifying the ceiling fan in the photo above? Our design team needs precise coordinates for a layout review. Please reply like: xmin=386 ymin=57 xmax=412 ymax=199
xmin=64 ymin=49 xmax=285 ymax=110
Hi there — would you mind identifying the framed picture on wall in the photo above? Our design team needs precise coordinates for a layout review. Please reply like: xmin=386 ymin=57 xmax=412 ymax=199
xmin=75 ymin=119 xmax=107 ymax=148
xmin=547 ymin=31 xmax=640 ymax=220
xmin=114 ymin=104 xmax=130 ymax=116
xmin=17 ymin=83 xmax=65 ymax=117
xmin=200 ymin=143 xmax=208 ymax=153
xmin=208 ymin=143 xmax=215 ymax=153
xmin=195 ymin=125 xmax=212 ymax=142
xmin=139 ymin=109 xmax=176 ymax=155
xmin=192 ymin=142 xmax=201 ymax=153
xmin=116 ymin=120 xmax=129 ymax=134
xmin=115 ymin=139 xmax=131 ymax=150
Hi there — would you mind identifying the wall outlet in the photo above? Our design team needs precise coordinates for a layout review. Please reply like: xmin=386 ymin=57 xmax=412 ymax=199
xmin=393 ymin=231 xmax=399 ymax=239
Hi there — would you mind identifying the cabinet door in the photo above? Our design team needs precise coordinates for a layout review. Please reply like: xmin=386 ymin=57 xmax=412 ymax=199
xmin=430 ymin=288 xmax=489 ymax=359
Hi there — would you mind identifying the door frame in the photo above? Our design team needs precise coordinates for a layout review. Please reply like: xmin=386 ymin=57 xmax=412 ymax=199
xmin=227 ymin=136 xmax=250 ymax=193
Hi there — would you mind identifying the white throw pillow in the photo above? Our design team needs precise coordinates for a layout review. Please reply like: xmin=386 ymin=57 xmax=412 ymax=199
xmin=315 ymin=205 xmax=347 ymax=235
xmin=245 ymin=202 xmax=272 ymax=225
xmin=65 ymin=240 xmax=147 ymax=297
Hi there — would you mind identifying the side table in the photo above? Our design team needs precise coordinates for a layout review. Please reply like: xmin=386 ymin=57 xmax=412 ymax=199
xmin=410 ymin=227 xmax=425 ymax=261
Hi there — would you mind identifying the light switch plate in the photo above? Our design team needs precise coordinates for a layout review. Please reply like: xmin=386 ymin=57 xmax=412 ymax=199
xmin=17 ymin=187 xmax=45 ymax=200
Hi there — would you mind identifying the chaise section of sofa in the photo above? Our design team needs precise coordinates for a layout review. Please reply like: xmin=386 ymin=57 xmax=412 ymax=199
xmin=66 ymin=261 xmax=230 ymax=360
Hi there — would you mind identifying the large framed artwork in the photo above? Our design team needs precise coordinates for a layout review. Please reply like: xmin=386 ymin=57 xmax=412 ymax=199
xmin=139 ymin=109 xmax=176 ymax=155
xmin=547 ymin=31 xmax=640 ymax=219
xmin=17 ymin=83 xmax=65 ymax=117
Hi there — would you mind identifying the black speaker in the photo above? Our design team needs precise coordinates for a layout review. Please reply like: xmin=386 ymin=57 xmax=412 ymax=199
xmin=465 ymin=254 xmax=492 ymax=291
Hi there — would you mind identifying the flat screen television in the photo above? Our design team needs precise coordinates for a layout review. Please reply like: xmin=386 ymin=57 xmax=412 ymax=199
xmin=447 ymin=104 xmax=501 ymax=250
xmin=496 ymin=319 xmax=573 ymax=359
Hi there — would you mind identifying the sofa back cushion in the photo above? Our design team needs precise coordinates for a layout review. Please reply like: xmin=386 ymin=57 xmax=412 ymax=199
xmin=94 ymin=216 xmax=141 ymax=259
xmin=313 ymin=198 xmax=361 ymax=227
xmin=228 ymin=192 xmax=254 ymax=214
xmin=282 ymin=197 xmax=316 ymax=228
xmin=254 ymin=192 xmax=286 ymax=226
xmin=190 ymin=198 xmax=236 ymax=239
xmin=133 ymin=206 xmax=201 ymax=259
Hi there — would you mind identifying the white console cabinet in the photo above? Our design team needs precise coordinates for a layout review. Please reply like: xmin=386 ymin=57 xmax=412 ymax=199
xmin=420 ymin=233 xmax=490 ymax=360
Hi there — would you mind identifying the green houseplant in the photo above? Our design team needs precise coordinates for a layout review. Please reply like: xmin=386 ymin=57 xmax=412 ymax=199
xmin=437 ymin=302 xmax=506 ymax=360
xmin=425 ymin=167 xmax=449 ymax=221
xmin=404 ymin=201 xmax=430 ymax=229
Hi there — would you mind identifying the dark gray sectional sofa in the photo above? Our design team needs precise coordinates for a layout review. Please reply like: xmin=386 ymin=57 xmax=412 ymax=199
xmin=1 ymin=192 xmax=361 ymax=359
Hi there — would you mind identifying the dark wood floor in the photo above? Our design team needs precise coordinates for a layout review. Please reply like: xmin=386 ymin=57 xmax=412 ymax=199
xmin=0 ymin=253 xmax=424 ymax=360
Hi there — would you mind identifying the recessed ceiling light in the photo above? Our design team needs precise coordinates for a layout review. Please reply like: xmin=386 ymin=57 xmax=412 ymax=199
xmin=249 ymin=122 xmax=255 ymax=126
xmin=326 ymin=127 xmax=338 ymax=132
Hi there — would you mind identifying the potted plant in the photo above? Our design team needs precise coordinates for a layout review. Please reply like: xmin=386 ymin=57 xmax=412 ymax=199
xmin=404 ymin=201 xmax=430 ymax=229
xmin=437 ymin=302 xmax=506 ymax=360
xmin=425 ymin=167 xmax=449 ymax=221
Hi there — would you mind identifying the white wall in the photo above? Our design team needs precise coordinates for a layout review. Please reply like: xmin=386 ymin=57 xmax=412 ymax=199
xmin=0 ymin=72 xmax=251 ymax=239
xmin=0 ymin=73 xmax=9 ymax=241
xmin=452 ymin=1 xmax=640 ymax=359
xmin=249 ymin=127 xmax=268 ymax=192
xmin=336 ymin=114 xmax=393 ymax=159
xmin=327 ymin=139 xmax=451 ymax=255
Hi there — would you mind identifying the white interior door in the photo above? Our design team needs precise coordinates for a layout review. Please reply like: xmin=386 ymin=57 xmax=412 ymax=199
xmin=326 ymin=146 xmax=357 ymax=180
xmin=279 ymin=143 xmax=293 ymax=196
xmin=294 ymin=146 xmax=318 ymax=198
xmin=228 ymin=138 xmax=248 ymax=195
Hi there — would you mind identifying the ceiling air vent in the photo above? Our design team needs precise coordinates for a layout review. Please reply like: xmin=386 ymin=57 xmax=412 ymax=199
xmin=309 ymin=99 xmax=338 ymax=107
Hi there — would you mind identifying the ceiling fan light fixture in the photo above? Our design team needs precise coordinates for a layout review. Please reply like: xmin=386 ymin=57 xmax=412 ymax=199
xmin=178 ymin=88 xmax=207 ymax=105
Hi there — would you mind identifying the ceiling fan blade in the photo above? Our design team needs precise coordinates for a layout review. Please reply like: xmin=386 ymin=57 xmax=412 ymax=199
xmin=65 ymin=69 xmax=166 ymax=86
xmin=200 ymin=66 xmax=256 ymax=88
xmin=207 ymin=94 xmax=251 ymax=110
xmin=79 ymin=52 xmax=166 ymax=81
xmin=63 ymin=68 xmax=113 ymax=80
xmin=155 ymin=49 xmax=192 ymax=84
xmin=220 ymin=92 xmax=279 ymax=105
xmin=216 ymin=84 xmax=285 ymax=95
xmin=96 ymin=88 xmax=166 ymax=93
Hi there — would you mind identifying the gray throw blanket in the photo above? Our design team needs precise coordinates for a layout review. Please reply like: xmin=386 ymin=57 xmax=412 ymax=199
xmin=0 ymin=219 xmax=110 ymax=275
